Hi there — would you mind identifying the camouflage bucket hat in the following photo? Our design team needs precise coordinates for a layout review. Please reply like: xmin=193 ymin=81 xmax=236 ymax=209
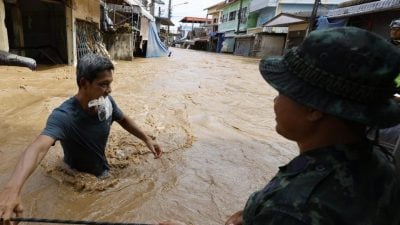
xmin=390 ymin=18 xmax=400 ymax=28
xmin=260 ymin=27 xmax=400 ymax=128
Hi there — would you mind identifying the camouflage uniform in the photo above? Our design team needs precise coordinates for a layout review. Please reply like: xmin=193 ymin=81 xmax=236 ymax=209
xmin=243 ymin=141 xmax=400 ymax=225
xmin=246 ymin=27 xmax=400 ymax=225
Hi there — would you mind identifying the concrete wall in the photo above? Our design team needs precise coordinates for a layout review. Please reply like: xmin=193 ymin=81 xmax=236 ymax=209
xmin=104 ymin=33 xmax=133 ymax=60
xmin=276 ymin=4 xmax=314 ymax=14
xmin=66 ymin=0 xmax=101 ymax=65
xmin=73 ymin=0 xmax=100 ymax=24
xmin=0 ymin=0 xmax=9 ymax=51
xmin=250 ymin=0 xmax=278 ymax=12
xmin=277 ymin=3 xmax=340 ymax=14
xmin=289 ymin=23 xmax=308 ymax=31
xmin=256 ymin=7 xmax=276 ymax=27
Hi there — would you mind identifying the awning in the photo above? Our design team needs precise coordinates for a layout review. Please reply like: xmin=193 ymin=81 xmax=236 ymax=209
xmin=124 ymin=0 xmax=154 ymax=21
xmin=327 ymin=0 xmax=400 ymax=18
xmin=234 ymin=34 xmax=255 ymax=39
xmin=104 ymin=0 xmax=154 ymax=21
xmin=263 ymin=13 xmax=307 ymax=27
xmin=155 ymin=17 xmax=174 ymax=26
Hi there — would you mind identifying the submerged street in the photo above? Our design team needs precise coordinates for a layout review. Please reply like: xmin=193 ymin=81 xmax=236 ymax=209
xmin=0 ymin=48 xmax=296 ymax=225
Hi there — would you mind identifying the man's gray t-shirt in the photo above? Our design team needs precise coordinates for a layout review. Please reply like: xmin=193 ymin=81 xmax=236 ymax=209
xmin=42 ymin=96 xmax=123 ymax=176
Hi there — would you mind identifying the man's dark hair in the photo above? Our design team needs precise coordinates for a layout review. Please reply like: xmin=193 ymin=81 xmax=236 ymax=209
xmin=76 ymin=54 xmax=114 ymax=87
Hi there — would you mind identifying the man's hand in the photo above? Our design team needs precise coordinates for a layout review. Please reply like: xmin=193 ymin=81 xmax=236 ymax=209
xmin=117 ymin=116 xmax=164 ymax=159
xmin=145 ymin=138 xmax=163 ymax=159
xmin=158 ymin=220 xmax=186 ymax=225
xmin=225 ymin=210 xmax=244 ymax=225
xmin=0 ymin=187 xmax=23 ymax=225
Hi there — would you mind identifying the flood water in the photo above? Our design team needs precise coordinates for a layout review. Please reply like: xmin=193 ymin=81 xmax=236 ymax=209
xmin=0 ymin=48 xmax=297 ymax=225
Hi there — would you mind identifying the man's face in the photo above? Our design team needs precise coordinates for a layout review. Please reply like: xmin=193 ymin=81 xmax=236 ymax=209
xmin=390 ymin=28 xmax=400 ymax=41
xmin=82 ymin=70 xmax=113 ymax=101
xmin=273 ymin=94 xmax=314 ymax=141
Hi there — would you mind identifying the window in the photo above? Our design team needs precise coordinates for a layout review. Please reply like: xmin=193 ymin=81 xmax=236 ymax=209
xmin=229 ymin=11 xmax=236 ymax=21
xmin=240 ymin=7 xmax=248 ymax=23
xmin=223 ymin=14 xmax=228 ymax=22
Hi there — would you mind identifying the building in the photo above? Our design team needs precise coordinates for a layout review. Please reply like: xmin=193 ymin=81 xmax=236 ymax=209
xmin=218 ymin=0 xmax=251 ymax=53
xmin=178 ymin=17 xmax=211 ymax=50
xmin=205 ymin=1 xmax=225 ymax=33
xmin=102 ymin=0 xmax=156 ymax=59
xmin=262 ymin=11 xmax=334 ymax=55
xmin=2 ymin=0 xmax=103 ymax=65
xmin=204 ymin=1 xmax=225 ymax=52
xmin=250 ymin=0 xmax=346 ymax=57
xmin=326 ymin=0 xmax=400 ymax=40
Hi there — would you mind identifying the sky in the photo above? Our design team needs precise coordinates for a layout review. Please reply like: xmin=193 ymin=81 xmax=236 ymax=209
xmin=155 ymin=0 xmax=223 ymax=28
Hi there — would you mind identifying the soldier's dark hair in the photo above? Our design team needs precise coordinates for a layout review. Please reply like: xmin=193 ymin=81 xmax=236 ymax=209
xmin=76 ymin=54 xmax=114 ymax=87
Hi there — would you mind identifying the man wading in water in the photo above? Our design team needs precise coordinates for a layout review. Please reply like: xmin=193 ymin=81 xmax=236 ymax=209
xmin=0 ymin=54 xmax=163 ymax=224
xmin=160 ymin=27 xmax=400 ymax=225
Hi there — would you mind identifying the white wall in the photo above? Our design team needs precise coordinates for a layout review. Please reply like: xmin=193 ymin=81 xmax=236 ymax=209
xmin=0 ymin=0 xmax=9 ymax=52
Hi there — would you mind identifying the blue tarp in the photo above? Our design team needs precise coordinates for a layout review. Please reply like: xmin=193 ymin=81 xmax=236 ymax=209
xmin=146 ymin=21 xmax=170 ymax=58
xmin=316 ymin=16 xmax=348 ymax=30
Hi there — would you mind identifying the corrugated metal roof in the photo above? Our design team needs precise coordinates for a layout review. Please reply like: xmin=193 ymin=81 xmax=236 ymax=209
xmin=180 ymin=17 xmax=212 ymax=23
xmin=327 ymin=0 xmax=400 ymax=18
xmin=204 ymin=1 xmax=225 ymax=10
xmin=103 ymin=0 xmax=154 ymax=21
xmin=155 ymin=17 xmax=174 ymax=26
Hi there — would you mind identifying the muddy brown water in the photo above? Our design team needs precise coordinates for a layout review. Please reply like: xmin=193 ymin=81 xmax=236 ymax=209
xmin=0 ymin=48 xmax=297 ymax=225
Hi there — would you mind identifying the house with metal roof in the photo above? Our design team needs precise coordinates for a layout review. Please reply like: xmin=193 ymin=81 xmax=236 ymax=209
xmin=203 ymin=1 xmax=225 ymax=52
xmin=326 ymin=0 xmax=400 ymax=40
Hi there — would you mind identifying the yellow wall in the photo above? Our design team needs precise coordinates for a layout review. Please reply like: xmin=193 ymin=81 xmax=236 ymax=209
xmin=0 ymin=0 xmax=9 ymax=51
xmin=289 ymin=23 xmax=308 ymax=31
xmin=73 ymin=0 xmax=100 ymax=23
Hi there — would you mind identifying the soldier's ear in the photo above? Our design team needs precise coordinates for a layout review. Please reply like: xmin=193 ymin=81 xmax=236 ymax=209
xmin=307 ymin=108 xmax=323 ymax=122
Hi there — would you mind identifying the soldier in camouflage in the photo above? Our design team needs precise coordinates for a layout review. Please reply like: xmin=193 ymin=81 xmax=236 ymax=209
xmin=390 ymin=18 xmax=400 ymax=46
xmin=224 ymin=27 xmax=400 ymax=225
xmin=159 ymin=27 xmax=400 ymax=225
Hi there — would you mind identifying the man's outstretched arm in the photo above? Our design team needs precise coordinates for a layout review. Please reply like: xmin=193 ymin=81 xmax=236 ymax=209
xmin=117 ymin=115 xmax=163 ymax=158
xmin=0 ymin=135 xmax=55 ymax=224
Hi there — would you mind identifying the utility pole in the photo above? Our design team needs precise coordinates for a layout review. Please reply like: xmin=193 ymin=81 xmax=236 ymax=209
xmin=150 ymin=0 xmax=155 ymax=16
xmin=167 ymin=0 xmax=172 ymax=45
xmin=236 ymin=0 xmax=243 ymax=33
xmin=307 ymin=0 xmax=320 ymax=35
